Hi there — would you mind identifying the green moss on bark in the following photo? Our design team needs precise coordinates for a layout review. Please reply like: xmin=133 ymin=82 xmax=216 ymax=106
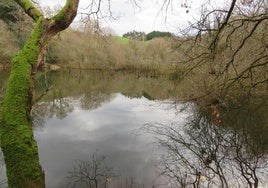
xmin=1 ymin=0 xmax=79 ymax=186
xmin=15 ymin=0 xmax=42 ymax=21
xmin=1 ymin=17 xmax=45 ymax=188
xmin=53 ymin=0 xmax=72 ymax=21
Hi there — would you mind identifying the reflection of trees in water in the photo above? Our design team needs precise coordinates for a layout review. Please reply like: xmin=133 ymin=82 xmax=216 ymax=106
xmin=223 ymin=97 xmax=268 ymax=154
xmin=33 ymin=90 xmax=75 ymax=127
xmin=35 ymin=70 xmax=179 ymax=102
xmin=32 ymin=90 xmax=114 ymax=127
xmin=48 ymin=91 xmax=74 ymax=119
xmin=79 ymin=92 xmax=115 ymax=111
xmin=30 ymin=70 xmax=181 ymax=127
xmin=145 ymin=98 xmax=268 ymax=188
xmin=67 ymin=151 xmax=162 ymax=188
xmin=67 ymin=151 xmax=117 ymax=188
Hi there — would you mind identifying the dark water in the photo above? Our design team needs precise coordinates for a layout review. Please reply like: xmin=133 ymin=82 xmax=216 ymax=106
xmin=0 ymin=70 xmax=267 ymax=188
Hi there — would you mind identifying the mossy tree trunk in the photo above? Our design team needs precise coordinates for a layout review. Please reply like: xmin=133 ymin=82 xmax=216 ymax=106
xmin=0 ymin=0 xmax=79 ymax=187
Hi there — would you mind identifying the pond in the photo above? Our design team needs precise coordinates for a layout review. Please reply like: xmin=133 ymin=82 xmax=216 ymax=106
xmin=0 ymin=70 xmax=185 ymax=187
xmin=34 ymin=94 xmax=182 ymax=188
xmin=0 ymin=70 xmax=267 ymax=188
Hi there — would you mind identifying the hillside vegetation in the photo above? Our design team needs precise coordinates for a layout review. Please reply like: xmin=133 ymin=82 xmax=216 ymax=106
xmin=0 ymin=16 xmax=267 ymax=101
xmin=44 ymin=29 xmax=176 ymax=76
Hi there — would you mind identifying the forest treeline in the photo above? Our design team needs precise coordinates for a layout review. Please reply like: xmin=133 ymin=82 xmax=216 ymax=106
xmin=122 ymin=30 xmax=173 ymax=41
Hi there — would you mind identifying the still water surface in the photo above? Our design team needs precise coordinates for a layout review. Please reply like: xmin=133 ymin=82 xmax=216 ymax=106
xmin=34 ymin=93 xmax=182 ymax=187
xmin=1 ymin=70 xmax=185 ymax=187
xmin=0 ymin=70 xmax=267 ymax=187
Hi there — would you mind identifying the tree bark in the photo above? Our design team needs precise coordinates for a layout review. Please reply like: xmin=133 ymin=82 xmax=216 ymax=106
xmin=0 ymin=0 xmax=79 ymax=187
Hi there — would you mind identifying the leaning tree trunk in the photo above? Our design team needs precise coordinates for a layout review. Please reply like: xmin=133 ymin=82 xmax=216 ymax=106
xmin=0 ymin=0 xmax=79 ymax=187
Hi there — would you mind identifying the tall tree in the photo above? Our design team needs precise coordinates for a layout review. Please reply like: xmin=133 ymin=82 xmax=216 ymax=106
xmin=0 ymin=0 xmax=79 ymax=187
xmin=166 ymin=0 xmax=268 ymax=99
xmin=146 ymin=31 xmax=172 ymax=40
xmin=123 ymin=30 xmax=146 ymax=41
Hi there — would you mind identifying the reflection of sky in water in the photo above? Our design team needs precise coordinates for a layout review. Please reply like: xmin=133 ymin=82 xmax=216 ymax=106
xmin=0 ymin=149 xmax=7 ymax=186
xmin=34 ymin=93 xmax=188 ymax=188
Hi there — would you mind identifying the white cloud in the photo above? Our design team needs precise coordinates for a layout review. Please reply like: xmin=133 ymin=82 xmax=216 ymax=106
xmin=104 ymin=0 xmax=192 ymax=35
xmin=38 ymin=0 xmax=228 ymax=36
xmin=39 ymin=0 xmax=65 ymax=8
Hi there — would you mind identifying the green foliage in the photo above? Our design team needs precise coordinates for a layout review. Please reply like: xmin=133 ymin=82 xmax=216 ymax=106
xmin=146 ymin=31 xmax=172 ymax=40
xmin=122 ymin=30 xmax=146 ymax=41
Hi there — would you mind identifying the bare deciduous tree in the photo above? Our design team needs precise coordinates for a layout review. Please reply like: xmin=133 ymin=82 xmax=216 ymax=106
xmin=67 ymin=152 xmax=117 ymax=188
xmin=161 ymin=0 xmax=267 ymax=100
xmin=144 ymin=97 xmax=268 ymax=188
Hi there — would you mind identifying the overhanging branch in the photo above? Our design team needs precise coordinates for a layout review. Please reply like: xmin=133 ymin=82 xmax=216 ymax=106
xmin=50 ymin=0 xmax=80 ymax=34
xmin=210 ymin=0 xmax=237 ymax=51
xmin=14 ymin=0 xmax=43 ymax=22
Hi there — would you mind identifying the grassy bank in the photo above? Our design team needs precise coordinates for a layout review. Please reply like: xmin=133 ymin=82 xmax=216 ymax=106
xmin=112 ymin=36 xmax=130 ymax=44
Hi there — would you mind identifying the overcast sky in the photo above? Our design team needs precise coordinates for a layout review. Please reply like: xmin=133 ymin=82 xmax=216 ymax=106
xmin=38 ymin=0 xmax=228 ymax=36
